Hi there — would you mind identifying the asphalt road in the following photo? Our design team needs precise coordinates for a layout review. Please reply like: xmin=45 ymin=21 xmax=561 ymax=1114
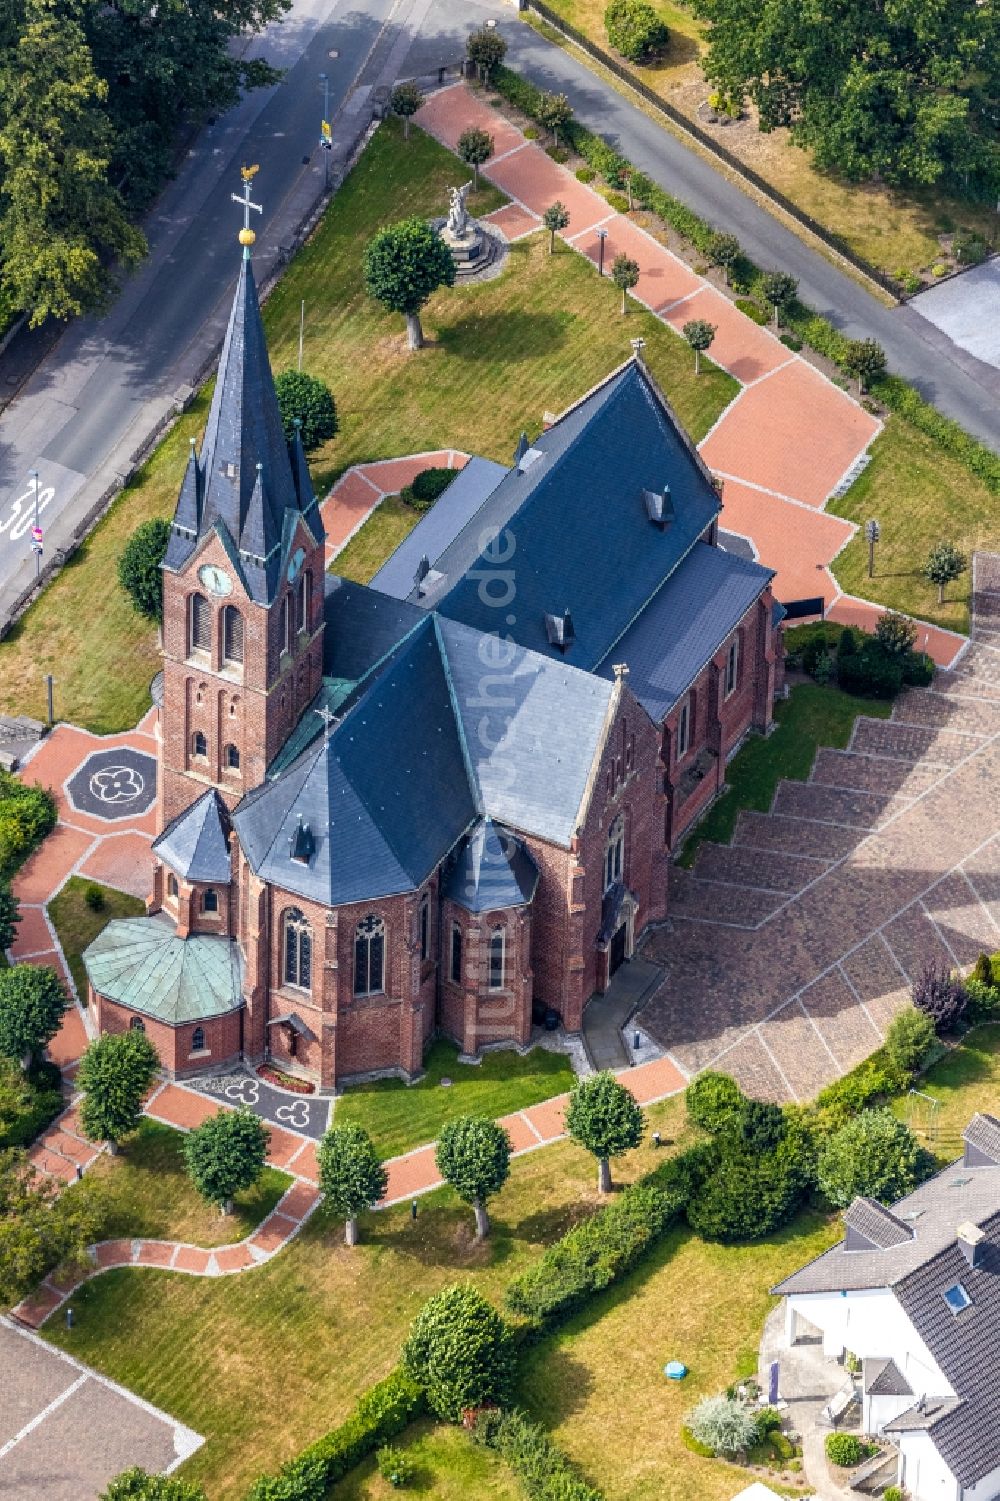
xmin=0 ymin=0 xmax=399 ymax=623
xmin=493 ymin=13 xmax=1000 ymax=452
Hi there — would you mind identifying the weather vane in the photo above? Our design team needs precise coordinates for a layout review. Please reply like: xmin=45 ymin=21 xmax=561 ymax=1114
xmin=232 ymin=164 xmax=262 ymax=253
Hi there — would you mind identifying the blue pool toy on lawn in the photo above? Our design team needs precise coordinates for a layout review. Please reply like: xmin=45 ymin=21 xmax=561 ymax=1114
xmin=664 ymin=1360 xmax=687 ymax=1380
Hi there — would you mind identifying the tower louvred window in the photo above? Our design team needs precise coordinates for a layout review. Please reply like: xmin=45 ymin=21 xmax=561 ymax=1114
xmin=224 ymin=606 xmax=244 ymax=664
xmin=191 ymin=593 xmax=211 ymax=653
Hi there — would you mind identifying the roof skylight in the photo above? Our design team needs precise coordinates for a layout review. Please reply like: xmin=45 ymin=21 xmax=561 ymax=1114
xmin=943 ymin=1282 xmax=972 ymax=1315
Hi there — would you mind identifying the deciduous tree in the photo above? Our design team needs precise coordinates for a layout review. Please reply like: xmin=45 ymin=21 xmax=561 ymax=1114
xmin=77 ymin=1030 xmax=159 ymax=1153
xmin=389 ymin=81 xmax=424 ymax=141
xmin=317 ymin=1122 xmax=388 ymax=1245
xmin=0 ymin=1148 xmax=103 ymax=1305
xmin=457 ymin=126 xmax=494 ymax=191
xmin=817 ymin=1109 xmax=932 ymax=1209
xmin=466 ymin=25 xmax=508 ymax=84
xmin=273 ymin=370 xmax=338 ymax=451
xmin=403 ymin=1284 xmax=515 ymax=1420
xmin=707 ymin=231 xmax=740 ymax=286
xmin=923 ymin=541 xmax=968 ymax=605
xmin=683 ymin=318 xmax=717 ymax=374
xmin=565 ymin=1070 xmax=644 ymax=1192
xmin=537 ymin=92 xmax=573 ymax=147
xmin=118 ymin=519 xmax=170 ymax=624
xmin=183 ymin=1106 xmax=269 ymax=1214
xmin=0 ymin=964 xmax=68 ymax=1069
xmin=759 ymin=271 xmax=798 ymax=329
xmin=362 ymin=217 xmax=456 ymax=350
xmin=435 ymin=1116 xmax=511 ymax=1238
xmin=542 ymin=200 xmax=570 ymax=253
xmin=0 ymin=882 xmax=19 ymax=952
xmin=611 ymin=252 xmax=640 ymax=313
xmin=842 ymin=337 xmax=887 ymax=394
xmin=605 ymin=0 xmax=670 ymax=62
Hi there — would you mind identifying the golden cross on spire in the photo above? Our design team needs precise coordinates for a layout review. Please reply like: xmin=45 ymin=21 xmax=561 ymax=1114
xmin=232 ymin=165 xmax=263 ymax=255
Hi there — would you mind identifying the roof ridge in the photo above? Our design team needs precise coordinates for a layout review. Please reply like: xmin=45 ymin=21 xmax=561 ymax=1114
xmin=433 ymin=614 xmax=483 ymax=817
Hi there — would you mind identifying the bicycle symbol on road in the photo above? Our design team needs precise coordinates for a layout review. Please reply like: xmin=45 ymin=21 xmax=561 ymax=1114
xmin=275 ymin=1100 xmax=311 ymax=1131
xmin=0 ymin=481 xmax=56 ymax=543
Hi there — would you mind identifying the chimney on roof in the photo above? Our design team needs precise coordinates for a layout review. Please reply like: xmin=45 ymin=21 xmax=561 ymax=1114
xmin=414 ymin=555 xmax=430 ymax=588
xmin=957 ymin=1221 xmax=986 ymax=1269
xmin=643 ymin=483 xmax=674 ymax=530
xmin=544 ymin=609 xmax=575 ymax=652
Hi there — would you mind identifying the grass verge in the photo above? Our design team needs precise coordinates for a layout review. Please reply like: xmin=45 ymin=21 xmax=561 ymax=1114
xmin=336 ymin=1039 xmax=576 ymax=1160
xmin=47 ymin=877 xmax=146 ymax=1001
xmin=334 ymin=1417 xmax=521 ymax=1500
xmin=679 ymin=681 xmax=891 ymax=865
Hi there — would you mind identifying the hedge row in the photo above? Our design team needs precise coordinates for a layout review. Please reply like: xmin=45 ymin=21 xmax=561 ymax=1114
xmin=245 ymin=1369 xmax=425 ymax=1500
xmin=474 ymin=1408 xmax=605 ymax=1501
xmin=0 ymin=1058 xmax=63 ymax=1150
xmin=0 ymin=770 xmax=57 ymax=882
xmin=489 ymin=66 xmax=1000 ymax=496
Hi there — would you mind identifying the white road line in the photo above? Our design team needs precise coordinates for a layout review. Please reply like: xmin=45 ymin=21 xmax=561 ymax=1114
xmin=0 ymin=1373 xmax=88 ymax=1460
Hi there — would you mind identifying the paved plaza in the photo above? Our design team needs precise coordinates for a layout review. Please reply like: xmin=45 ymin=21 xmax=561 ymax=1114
xmin=0 ymin=1319 xmax=201 ymax=1499
xmin=638 ymin=556 xmax=1000 ymax=1101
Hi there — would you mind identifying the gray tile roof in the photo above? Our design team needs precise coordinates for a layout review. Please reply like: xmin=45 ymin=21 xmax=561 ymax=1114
xmin=83 ymin=915 xmax=243 ymax=1024
xmin=233 ymin=618 xmax=477 ymax=904
xmin=164 ymin=255 xmax=323 ymax=603
xmin=428 ymin=361 xmax=723 ymax=669
xmin=370 ymin=457 xmax=508 ymax=600
xmin=436 ymin=614 xmax=613 ymax=847
xmin=152 ymin=789 xmax=232 ymax=885
xmin=963 ymin=1111 xmax=1000 ymax=1166
xmin=444 ymin=819 xmax=539 ymax=912
xmin=595 ymin=541 xmax=773 ymax=721
xmin=864 ymin=1357 xmax=912 ymax=1397
xmin=844 ymin=1197 xmax=916 ymax=1251
xmin=774 ymin=1154 xmax=1000 ymax=1296
xmin=323 ymin=576 xmax=425 ymax=683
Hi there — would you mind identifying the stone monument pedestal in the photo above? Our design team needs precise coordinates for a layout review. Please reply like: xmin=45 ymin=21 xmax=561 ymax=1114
xmin=434 ymin=217 xmax=508 ymax=281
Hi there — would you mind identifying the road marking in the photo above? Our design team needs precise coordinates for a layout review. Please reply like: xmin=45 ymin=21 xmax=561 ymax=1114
xmin=0 ymin=1373 xmax=88 ymax=1460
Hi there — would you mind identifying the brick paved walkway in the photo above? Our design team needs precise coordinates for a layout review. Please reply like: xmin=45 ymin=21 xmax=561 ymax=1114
xmin=639 ymin=554 xmax=1000 ymax=1103
xmin=414 ymin=84 xmax=965 ymax=669
xmin=320 ymin=450 xmax=469 ymax=567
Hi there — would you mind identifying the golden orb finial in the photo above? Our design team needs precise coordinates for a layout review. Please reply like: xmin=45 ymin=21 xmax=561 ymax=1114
xmin=239 ymin=227 xmax=256 ymax=247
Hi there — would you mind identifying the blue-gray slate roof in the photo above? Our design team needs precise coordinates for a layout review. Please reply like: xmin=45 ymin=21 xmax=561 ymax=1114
xmin=83 ymin=915 xmax=243 ymax=1024
xmin=426 ymin=362 xmax=722 ymax=668
xmin=163 ymin=253 xmax=323 ymax=603
xmin=596 ymin=541 xmax=773 ymax=721
xmin=152 ymin=789 xmax=233 ymax=885
xmin=444 ymin=819 xmax=539 ymax=912
xmin=371 ymin=457 xmax=508 ymax=601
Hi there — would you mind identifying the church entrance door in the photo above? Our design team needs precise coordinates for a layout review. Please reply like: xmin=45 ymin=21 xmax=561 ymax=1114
xmin=609 ymin=923 xmax=627 ymax=978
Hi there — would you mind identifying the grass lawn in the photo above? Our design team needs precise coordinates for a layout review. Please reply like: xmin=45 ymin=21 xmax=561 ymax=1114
xmin=538 ymin=0 xmax=996 ymax=278
xmin=333 ymin=496 xmax=421 ymax=585
xmin=893 ymin=1023 xmax=1000 ymax=1163
xmin=828 ymin=418 xmax=1000 ymax=635
xmin=336 ymin=1039 xmax=576 ymax=1159
xmin=83 ymin=1118 xmax=291 ymax=1248
xmin=47 ymin=876 xmax=146 ymax=1000
xmin=334 ymin=1418 xmax=520 ymax=1500
xmin=0 ymin=117 xmax=736 ymax=734
xmin=679 ymin=680 xmax=891 ymax=865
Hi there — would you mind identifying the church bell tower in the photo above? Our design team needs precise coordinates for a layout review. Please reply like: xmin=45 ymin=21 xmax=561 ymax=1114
xmin=158 ymin=169 xmax=327 ymax=828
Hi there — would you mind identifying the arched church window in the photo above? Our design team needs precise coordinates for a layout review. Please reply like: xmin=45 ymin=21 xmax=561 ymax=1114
xmin=298 ymin=570 xmax=311 ymax=634
xmin=604 ymin=814 xmax=625 ymax=892
xmin=167 ymin=873 xmax=178 ymax=898
xmin=130 ymin=1016 xmax=146 ymax=1033
xmin=488 ymin=927 xmax=505 ymax=991
xmin=280 ymin=595 xmax=292 ymax=656
xmin=223 ymin=605 xmax=244 ymax=665
xmin=192 ymin=731 xmax=207 ymax=759
xmin=225 ymin=744 xmax=240 ymax=770
xmin=192 ymin=1026 xmax=205 ymax=1051
xmin=284 ymin=908 xmax=312 ymax=991
xmin=191 ymin=593 xmax=211 ymax=654
xmin=354 ymin=915 xmax=385 ymax=996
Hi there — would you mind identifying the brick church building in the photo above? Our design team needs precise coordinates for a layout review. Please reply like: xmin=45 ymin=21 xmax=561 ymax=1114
xmin=84 ymin=239 xmax=784 ymax=1089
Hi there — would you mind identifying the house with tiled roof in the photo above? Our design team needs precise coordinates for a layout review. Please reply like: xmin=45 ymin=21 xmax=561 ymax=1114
xmin=773 ymin=1114 xmax=1000 ymax=1501
xmin=82 ymin=232 xmax=782 ymax=1087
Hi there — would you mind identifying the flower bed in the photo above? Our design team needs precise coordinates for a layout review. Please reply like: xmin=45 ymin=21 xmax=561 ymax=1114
xmin=258 ymin=1064 xmax=315 ymax=1094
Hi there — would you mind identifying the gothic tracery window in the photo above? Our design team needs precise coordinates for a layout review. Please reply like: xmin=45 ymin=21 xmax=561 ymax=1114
xmin=284 ymin=907 xmax=312 ymax=991
xmin=354 ymin=914 xmax=385 ymax=996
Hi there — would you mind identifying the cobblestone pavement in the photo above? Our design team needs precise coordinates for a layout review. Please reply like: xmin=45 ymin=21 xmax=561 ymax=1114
xmin=414 ymin=84 xmax=965 ymax=668
xmin=638 ymin=555 xmax=1000 ymax=1102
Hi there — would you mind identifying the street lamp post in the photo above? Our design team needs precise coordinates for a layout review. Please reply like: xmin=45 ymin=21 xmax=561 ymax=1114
xmin=319 ymin=73 xmax=331 ymax=190
xmin=596 ymin=227 xmax=608 ymax=277
xmin=865 ymin=518 xmax=881 ymax=578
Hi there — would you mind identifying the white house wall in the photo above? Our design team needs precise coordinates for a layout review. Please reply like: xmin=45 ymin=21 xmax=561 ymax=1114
xmin=866 ymin=1391 xmax=917 ymax=1435
xmin=899 ymin=1431 xmax=959 ymax=1501
xmin=785 ymin=1289 xmax=950 ymax=1392
xmin=963 ymin=1461 xmax=1000 ymax=1501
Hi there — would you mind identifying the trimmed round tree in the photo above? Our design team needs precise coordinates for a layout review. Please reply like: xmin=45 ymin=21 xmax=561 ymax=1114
xmin=0 ymin=880 xmax=20 ymax=952
xmin=707 ymin=231 xmax=740 ymax=286
xmin=77 ymin=1029 xmax=160 ymax=1154
xmin=100 ymin=1469 xmax=208 ymax=1500
xmin=435 ymin=1115 xmax=511 ymax=1239
xmin=565 ymin=1070 xmax=644 ymax=1193
xmin=683 ymin=318 xmax=717 ymax=374
xmin=842 ymin=336 xmax=887 ymax=394
xmin=817 ymin=1108 xmax=932 ymax=1209
xmin=605 ymin=0 xmax=670 ymax=62
xmin=403 ymin=1284 xmax=515 ymax=1420
xmin=362 ymin=217 xmax=456 ymax=351
xmin=466 ymin=24 xmax=508 ymax=83
xmin=0 ymin=963 xmax=68 ymax=1070
xmin=183 ymin=1106 xmax=269 ymax=1214
xmin=317 ymin=1122 xmax=388 ymax=1246
xmin=273 ymin=369 xmax=338 ymax=451
xmin=538 ymin=91 xmax=573 ymax=147
xmin=611 ymin=252 xmax=640 ymax=313
xmin=457 ymin=126 xmax=494 ymax=191
xmin=685 ymin=1070 xmax=745 ymax=1134
xmin=389 ymin=81 xmax=424 ymax=141
xmin=117 ymin=518 xmax=171 ymax=624
xmin=923 ymin=541 xmax=967 ymax=605
xmin=760 ymin=270 xmax=798 ymax=328
xmin=542 ymin=200 xmax=570 ymax=254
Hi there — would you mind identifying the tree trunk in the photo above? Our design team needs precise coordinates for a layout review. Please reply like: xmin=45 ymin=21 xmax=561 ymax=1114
xmin=549 ymin=229 xmax=555 ymax=255
xmin=938 ymin=581 xmax=945 ymax=604
xmin=220 ymin=1197 xmax=234 ymax=1216
xmin=473 ymin=163 xmax=479 ymax=191
xmin=694 ymin=348 xmax=701 ymax=375
xmin=473 ymin=1198 xmax=490 ymax=1239
xmin=859 ymin=376 xmax=865 ymax=395
xmin=621 ymin=287 xmax=627 ymax=315
xmin=403 ymin=116 xmax=410 ymax=141
xmin=773 ymin=306 xmax=779 ymax=329
xmin=598 ymin=1158 xmax=612 ymax=1194
xmin=345 ymin=1216 xmax=358 ymax=1247
xmin=107 ymin=1140 xmax=120 ymax=1157
xmin=406 ymin=312 xmax=424 ymax=350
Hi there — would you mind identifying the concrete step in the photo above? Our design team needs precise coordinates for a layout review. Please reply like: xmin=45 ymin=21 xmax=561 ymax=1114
xmin=771 ymin=780 xmax=908 ymax=829
xmin=668 ymin=870 xmax=785 ymax=928
xmin=849 ymin=717 xmax=978 ymax=766
xmin=810 ymin=748 xmax=944 ymax=798
xmin=933 ymin=670 xmax=1000 ymax=702
xmin=891 ymin=689 xmax=1000 ymax=736
xmin=732 ymin=811 xmax=862 ymax=860
xmin=691 ymin=841 xmax=830 ymax=893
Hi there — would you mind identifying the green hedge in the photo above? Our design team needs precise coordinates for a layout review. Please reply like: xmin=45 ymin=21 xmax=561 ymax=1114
xmin=490 ymin=65 xmax=1000 ymax=498
xmin=0 ymin=770 xmax=57 ymax=882
xmin=245 ymin=1369 xmax=425 ymax=1500
xmin=0 ymin=1057 xmax=63 ymax=1150
xmin=474 ymin=1409 xmax=605 ymax=1501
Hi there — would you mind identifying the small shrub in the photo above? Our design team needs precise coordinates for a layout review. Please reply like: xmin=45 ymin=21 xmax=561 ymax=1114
xmin=874 ymin=611 xmax=918 ymax=657
xmin=884 ymin=1008 xmax=936 ymax=1075
xmin=524 ymin=126 xmax=539 ymax=140
xmin=966 ymin=977 xmax=1000 ymax=1022
xmin=952 ymin=228 xmax=988 ymax=265
xmin=547 ymin=146 xmax=569 ymax=164
xmin=899 ymin=271 xmax=922 ymax=294
xmin=825 ymin=1433 xmax=865 ymax=1467
xmin=605 ymin=0 xmax=670 ymax=61
xmin=912 ymin=958 xmax=967 ymax=1032
xmin=902 ymin=651 xmax=934 ymax=687
xmin=84 ymin=883 xmax=106 ymax=912
xmin=735 ymin=297 xmax=769 ymax=324
xmin=779 ymin=333 xmax=802 ymax=350
xmin=814 ymin=1050 xmax=905 ymax=1127
xmin=376 ymin=1446 xmax=415 ymax=1488
xmin=755 ymin=1406 xmax=783 ymax=1436
xmin=474 ymin=1409 xmax=603 ymax=1501
xmin=885 ymin=1487 xmax=904 ymax=1501
xmin=602 ymin=189 xmax=630 ymax=213
xmin=817 ymin=1109 xmax=933 ymax=1209
xmin=400 ymin=466 xmax=455 ymax=513
xmin=575 ymin=166 xmax=596 ymax=182
xmin=685 ymin=1070 xmax=745 ymax=1133
xmin=837 ymin=643 xmax=904 ymax=700
xmin=688 ymin=1394 xmax=759 ymax=1457
xmin=932 ymin=262 xmax=948 ymax=277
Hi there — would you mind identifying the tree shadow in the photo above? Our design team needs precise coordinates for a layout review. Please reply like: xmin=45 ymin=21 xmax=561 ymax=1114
xmin=516 ymin=1200 xmax=597 ymax=1245
xmin=438 ymin=309 xmax=571 ymax=361
xmin=517 ymin=1343 xmax=596 ymax=1422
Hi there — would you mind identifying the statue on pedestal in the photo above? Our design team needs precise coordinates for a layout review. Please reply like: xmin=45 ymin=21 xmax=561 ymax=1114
xmin=446 ymin=182 xmax=473 ymax=239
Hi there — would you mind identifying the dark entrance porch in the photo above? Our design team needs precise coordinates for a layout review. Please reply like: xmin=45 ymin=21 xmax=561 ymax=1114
xmin=582 ymin=957 xmax=664 ymax=1070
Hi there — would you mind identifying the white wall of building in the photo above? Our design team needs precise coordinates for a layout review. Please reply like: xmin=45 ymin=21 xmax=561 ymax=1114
xmin=866 ymin=1391 xmax=917 ymax=1435
xmin=963 ymin=1461 xmax=1000 ymax=1501
xmin=785 ymin=1289 xmax=950 ymax=1393
xmin=899 ymin=1431 xmax=959 ymax=1501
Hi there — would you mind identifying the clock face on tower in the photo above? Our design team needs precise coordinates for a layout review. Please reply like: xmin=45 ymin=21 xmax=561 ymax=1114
xmin=198 ymin=564 xmax=233 ymax=597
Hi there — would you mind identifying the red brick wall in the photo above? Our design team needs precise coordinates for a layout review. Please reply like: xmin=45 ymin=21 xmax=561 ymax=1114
xmin=93 ymin=991 xmax=242 ymax=1078
xmin=439 ymin=901 xmax=533 ymax=1055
